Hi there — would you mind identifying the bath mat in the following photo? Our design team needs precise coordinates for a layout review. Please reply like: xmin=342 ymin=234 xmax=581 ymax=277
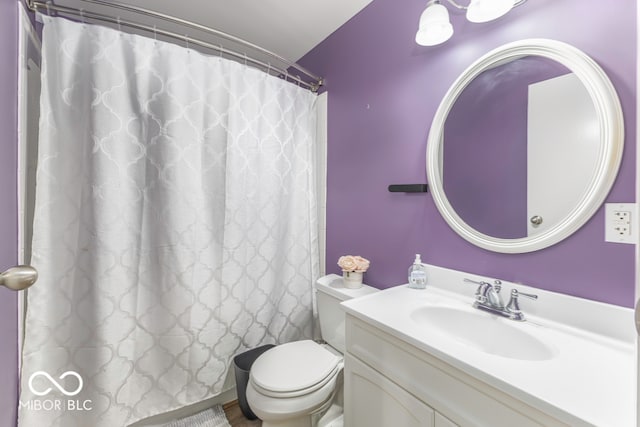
xmin=163 ymin=405 xmax=231 ymax=427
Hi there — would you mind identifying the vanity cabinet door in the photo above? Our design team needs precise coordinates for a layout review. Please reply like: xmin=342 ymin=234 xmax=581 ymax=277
xmin=344 ymin=354 xmax=435 ymax=427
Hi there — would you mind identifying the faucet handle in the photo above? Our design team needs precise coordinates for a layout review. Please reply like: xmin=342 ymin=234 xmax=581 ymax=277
xmin=463 ymin=278 xmax=501 ymax=292
xmin=463 ymin=278 xmax=489 ymax=302
xmin=515 ymin=290 xmax=538 ymax=300
xmin=506 ymin=289 xmax=538 ymax=321
xmin=463 ymin=278 xmax=485 ymax=286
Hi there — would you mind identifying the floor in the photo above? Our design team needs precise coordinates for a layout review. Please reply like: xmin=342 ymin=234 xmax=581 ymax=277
xmin=223 ymin=401 xmax=262 ymax=427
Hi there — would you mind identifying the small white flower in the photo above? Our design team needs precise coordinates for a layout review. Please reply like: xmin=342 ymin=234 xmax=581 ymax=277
xmin=338 ymin=255 xmax=370 ymax=272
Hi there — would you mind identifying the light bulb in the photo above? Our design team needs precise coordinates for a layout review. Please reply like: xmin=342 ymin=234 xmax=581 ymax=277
xmin=466 ymin=0 xmax=515 ymax=23
xmin=415 ymin=2 xmax=454 ymax=46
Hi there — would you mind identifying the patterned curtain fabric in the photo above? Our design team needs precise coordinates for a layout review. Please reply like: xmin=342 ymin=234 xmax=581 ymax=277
xmin=19 ymin=15 xmax=319 ymax=427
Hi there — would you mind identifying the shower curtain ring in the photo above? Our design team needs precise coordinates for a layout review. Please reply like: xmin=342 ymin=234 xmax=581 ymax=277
xmin=267 ymin=63 xmax=272 ymax=76
xmin=219 ymin=45 xmax=223 ymax=57
xmin=153 ymin=25 xmax=157 ymax=41
xmin=79 ymin=8 xmax=86 ymax=24
xmin=185 ymin=34 xmax=190 ymax=50
xmin=117 ymin=16 xmax=122 ymax=32
xmin=243 ymin=53 xmax=248 ymax=66
xmin=45 ymin=1 xmax=52 ymax=15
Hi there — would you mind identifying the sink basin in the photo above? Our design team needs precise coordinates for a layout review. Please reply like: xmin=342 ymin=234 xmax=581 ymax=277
xmin=410 ymin=306 xmax=556 ymax=361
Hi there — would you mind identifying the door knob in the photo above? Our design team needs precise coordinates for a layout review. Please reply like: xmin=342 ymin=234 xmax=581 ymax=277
xmin=0 ymin=265 xmax=37 ymax=291
xmin=530 ymin=215 xmax=543 ymax=225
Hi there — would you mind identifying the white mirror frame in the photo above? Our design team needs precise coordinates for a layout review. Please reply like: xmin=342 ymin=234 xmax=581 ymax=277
xmin=426 ymin=39 xmax=624 ymax=253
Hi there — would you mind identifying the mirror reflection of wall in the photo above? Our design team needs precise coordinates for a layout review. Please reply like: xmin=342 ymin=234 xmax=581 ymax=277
xmin=442 ymin=56 xmax=598 ymax=239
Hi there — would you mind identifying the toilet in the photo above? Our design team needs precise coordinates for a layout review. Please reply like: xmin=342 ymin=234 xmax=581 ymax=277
xmin=246 ymin=274 xmax=378 ymax=427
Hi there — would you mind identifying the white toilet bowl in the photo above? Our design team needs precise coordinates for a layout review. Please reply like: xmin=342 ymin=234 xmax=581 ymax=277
xmin=246 ymin=340 xmax=343 ymax=427
xmin=245 ymin=275 xmax=378 ymax=427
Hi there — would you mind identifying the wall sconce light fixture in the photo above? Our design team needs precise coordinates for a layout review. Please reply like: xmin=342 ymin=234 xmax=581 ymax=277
xmin=416 ymin=0 xmax=526 ymax=46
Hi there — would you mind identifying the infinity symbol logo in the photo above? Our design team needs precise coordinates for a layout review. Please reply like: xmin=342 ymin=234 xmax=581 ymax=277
xmin=28 ymin=371 xmax=84 ymax=397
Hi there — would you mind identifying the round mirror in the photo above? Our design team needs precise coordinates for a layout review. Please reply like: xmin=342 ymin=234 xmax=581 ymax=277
xmin=426 ymin=39 xmax=624 ymax=253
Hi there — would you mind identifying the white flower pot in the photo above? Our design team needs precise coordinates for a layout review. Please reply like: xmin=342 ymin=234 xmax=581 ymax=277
xmin=343 ymin=271 xmax=364 ymax=288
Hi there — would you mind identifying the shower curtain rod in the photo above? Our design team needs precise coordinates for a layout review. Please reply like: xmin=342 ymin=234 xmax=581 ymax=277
xmin=26 ymin=0 xmax=324 ymax=92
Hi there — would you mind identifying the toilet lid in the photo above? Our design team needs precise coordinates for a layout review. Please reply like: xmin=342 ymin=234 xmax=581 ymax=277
xmin=250 ymin=340 xmax=341 ymax=396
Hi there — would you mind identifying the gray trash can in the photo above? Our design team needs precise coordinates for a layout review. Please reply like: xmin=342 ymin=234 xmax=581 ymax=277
xmin=233 ymin=344 xmax=275 ymax=420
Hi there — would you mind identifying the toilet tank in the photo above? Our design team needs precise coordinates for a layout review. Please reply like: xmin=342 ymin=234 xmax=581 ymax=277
xmin=315 ymin=274 xmax=378 ymax=353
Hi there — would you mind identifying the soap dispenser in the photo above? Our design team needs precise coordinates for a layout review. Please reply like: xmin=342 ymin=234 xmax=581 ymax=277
xmin=408 ymin=254 xmax=427 ymax=289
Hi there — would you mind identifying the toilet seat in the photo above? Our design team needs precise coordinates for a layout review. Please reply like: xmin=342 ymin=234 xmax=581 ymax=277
xmin=250 ymin=340 xmax=342 ymax=398
xmin=246 ymin=366 xmax=341 ymax=422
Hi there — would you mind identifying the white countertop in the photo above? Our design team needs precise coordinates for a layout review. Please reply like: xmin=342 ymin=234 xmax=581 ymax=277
xmin=340 ymin=264 xmax=636 ymax=427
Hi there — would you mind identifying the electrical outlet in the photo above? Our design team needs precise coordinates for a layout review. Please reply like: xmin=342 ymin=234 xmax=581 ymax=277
xmin=605 ymin=203 xmax=637 ymax=244
xmin=613 ymin=211 xmax=631 ymax=235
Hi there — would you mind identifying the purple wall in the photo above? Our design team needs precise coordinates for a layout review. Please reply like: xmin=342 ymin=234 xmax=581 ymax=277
xmin=300 ymin=0 xmax=637 ymax=307
xmin=0 ymin=0 xmax=19 ymax=426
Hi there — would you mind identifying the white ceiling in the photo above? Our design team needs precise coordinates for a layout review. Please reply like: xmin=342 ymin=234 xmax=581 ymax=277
xmin=54 ymin=0 xmax=373 ymax=66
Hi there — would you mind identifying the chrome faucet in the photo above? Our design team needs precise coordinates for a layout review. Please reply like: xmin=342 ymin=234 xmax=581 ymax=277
xmin=464 ymin=278 xmax=537 ymax=321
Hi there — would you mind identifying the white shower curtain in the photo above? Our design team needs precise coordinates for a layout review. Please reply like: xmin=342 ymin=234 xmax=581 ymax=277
xmin=19 ymin=16 xmax=319 ymax=427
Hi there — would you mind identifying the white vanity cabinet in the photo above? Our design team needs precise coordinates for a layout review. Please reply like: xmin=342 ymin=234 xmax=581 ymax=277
xmin=343 ymin=314 xmax=570 ymax=427
xmin=341 ymin=265 xmax=635 ymax=427
xmin=345 ymin=354 xmax=437 ymax=427
xmin=345 ymin=352 xmax=459 ymax=427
